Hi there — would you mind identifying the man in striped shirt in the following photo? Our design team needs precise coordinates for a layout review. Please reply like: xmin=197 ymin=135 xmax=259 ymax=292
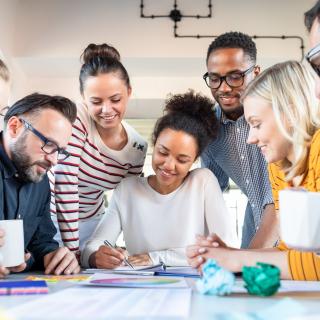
xmin=201 ymin=32 xmax=277 ymax=248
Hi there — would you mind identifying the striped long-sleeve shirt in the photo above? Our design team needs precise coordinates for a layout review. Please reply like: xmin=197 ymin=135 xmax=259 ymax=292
xmin=269 ymin=129 xmax=320 ymax=280
xmin=49 ymin=103 xmax=147 ymax=251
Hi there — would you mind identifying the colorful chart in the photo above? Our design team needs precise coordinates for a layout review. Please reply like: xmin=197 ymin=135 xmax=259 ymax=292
xmin=25 ymin=275 xmax=91 ymax=283
xmin=90 ymin=277 xmax=181 ymax=288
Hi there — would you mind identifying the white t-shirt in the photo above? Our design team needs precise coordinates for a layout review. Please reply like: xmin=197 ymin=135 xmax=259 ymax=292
xmin=82 ymin=168 xmax=237 ymax=267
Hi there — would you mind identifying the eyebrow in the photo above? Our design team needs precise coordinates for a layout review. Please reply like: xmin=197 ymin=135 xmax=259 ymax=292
xmin=47 ymin=137 xmax=62 ymax=147
xmin=31 ymin=125 xmax=60 ymax=146
xmin=158 ymin=144 xmax=192 ymax=159
xmin=40 ymin=131 xmax=63 ymax=148
xmin=90 ymin=93 xmax=122 ymax=99
xmin=247 ymin=116 xmax=259 ymax=122
xmin=208 ymin=68 xmax=242 ymax=76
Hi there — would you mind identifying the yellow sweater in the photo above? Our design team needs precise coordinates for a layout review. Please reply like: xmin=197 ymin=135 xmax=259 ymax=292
xmin=268 ymin=129 xmax=320 ymax=281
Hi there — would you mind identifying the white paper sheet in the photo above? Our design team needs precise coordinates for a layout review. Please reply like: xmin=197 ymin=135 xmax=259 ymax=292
xmin=8 ymin=286 xmax=192 ymax=319
xmin=278 ymin=280 xmax=320 ymax=292
xmin=232 ymin=279 xmax=320 ymax=293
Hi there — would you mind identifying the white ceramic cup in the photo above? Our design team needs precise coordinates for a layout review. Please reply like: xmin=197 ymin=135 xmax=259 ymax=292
xmin=0 ymin=220 xmax=25 ymax=267
xmin=279 ymin=189 xmax=320 ymax=252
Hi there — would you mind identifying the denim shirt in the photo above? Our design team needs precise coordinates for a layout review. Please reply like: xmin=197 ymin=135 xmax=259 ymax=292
xmin=0 ymin=133 xmax=58 ymax=270
xmin=201 ymin=106 xmax=273 ymax=248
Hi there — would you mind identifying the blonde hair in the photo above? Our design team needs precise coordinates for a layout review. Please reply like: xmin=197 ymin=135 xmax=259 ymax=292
xmin=242 ymin=60 xmax=320 ymax=182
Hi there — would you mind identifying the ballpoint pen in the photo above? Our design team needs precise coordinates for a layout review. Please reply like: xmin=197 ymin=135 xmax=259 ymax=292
xmin=104 ymin=240 xmax=135 ymax=270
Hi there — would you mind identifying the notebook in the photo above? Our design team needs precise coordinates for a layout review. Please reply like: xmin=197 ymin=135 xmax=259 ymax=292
xmin=0 ymin=280 xmax=48 ymax=295
xmin=84 ymin=264 xmax=200 ymax=278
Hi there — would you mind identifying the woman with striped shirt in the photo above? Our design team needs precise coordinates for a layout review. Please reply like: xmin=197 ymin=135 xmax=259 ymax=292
xmin=49 ymin=44 xmax=147 ymax=255
xmin=187 ymin=61 xmax=320 ymax=280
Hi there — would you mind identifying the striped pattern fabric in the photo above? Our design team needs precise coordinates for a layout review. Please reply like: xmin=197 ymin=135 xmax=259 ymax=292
xmin=201 ymin=105 xmax=273 ymax=247
xmin=49 ymin=103 xmax=147 ymax=251
xmin=270 ymin=129 xmax=320 ymax=281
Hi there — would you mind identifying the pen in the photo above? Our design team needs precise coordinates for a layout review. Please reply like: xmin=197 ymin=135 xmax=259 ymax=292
xmin=104 ymin=240 xmax=135 ymax=270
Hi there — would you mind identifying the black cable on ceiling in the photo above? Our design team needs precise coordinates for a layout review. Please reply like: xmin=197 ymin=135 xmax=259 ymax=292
xmin=140 ymin=0 xmax=305 ymax=61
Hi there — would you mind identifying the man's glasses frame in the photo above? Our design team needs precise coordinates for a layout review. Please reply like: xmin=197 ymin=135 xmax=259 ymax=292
xmin=203 ymin=65 xmax=256 ymax=89
xmin=19 ymin=118 xmax=70 ymax=161
xmin=306 ymin=43 xmax=320 ymax=77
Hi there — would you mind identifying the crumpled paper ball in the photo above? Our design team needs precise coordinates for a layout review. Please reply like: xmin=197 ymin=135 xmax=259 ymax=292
xmin=242 ymin=262 xmax=280 ymax=296
xmin=196 ymin=259 xmax=235 ymax=296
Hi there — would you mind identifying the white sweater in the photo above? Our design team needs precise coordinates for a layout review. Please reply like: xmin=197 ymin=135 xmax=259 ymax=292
xmin=49 ymin=102 xmax=147 ymax=251
xmin=82 ymin=168 xmax=237 ymax=267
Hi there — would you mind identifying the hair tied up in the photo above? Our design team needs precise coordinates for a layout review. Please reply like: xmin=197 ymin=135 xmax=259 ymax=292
xmin=80 ymin=43 xmax=121 ymax=64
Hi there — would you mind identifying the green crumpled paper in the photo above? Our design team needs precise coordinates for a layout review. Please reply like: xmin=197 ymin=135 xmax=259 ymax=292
xmin=242 ymin=262 xmax=280 ymax=296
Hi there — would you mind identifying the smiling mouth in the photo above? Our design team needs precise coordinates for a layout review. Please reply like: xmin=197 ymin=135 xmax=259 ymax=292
xmin=159 ymin=169 xmax=175 ymax=178
xmin=219 ymin=96 xmax=238 ymax=103
xmin=100 ymin=114 xmax=117 ymax=121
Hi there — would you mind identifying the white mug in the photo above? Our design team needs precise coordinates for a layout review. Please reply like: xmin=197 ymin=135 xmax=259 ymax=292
xmin=0 ymin=219 xmax=25 ymax=267
xmin=279 ymin=189 xmax=320 ymax=252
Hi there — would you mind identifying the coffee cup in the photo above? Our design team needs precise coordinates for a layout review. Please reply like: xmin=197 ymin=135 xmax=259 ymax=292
xmin=0 ymin=220 xmax=25 ymax=267
xmin=279 ymin=189 xmax=320 ymax=252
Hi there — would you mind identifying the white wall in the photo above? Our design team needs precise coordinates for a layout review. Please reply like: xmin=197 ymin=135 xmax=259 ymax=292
xmin=0 ymin=0 xmax=27 ymax=100
xmin=0 ymin=0 xmax=316 ymax=116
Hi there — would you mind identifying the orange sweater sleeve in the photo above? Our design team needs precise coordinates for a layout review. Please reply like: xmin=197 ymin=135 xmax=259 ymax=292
xmin=273 ymin=130 xmax=320 ymax=281
xmin=277 ymin=240 xmax=320 ymax=280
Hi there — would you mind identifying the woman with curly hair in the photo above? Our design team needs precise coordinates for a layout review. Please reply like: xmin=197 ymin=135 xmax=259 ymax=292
xmin=82 ymin=90 xmax=237 ymax=268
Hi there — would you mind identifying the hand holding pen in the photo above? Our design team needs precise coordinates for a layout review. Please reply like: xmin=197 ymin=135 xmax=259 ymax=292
xmin=90 ymin=240 xmax=134 ymax=270
xmin=103 ymin=240 xmax=135 ymax=269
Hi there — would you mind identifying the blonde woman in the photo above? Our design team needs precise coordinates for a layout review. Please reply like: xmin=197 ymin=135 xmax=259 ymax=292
xmin=187 ymin=60 xmax=320 ymax=280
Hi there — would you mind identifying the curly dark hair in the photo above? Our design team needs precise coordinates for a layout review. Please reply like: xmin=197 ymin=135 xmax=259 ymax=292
xmin=305 ymin=1 xmax=320 ymax=32
xmin=206 ymin=31 xmax=257 ymax=63
xmin=152 ymin=90 xmax=218 ymax=157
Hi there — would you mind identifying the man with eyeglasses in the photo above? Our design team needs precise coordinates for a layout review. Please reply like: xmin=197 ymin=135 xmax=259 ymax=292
xmin=305 ymin=1 xmax=320 ymax=99
xmin=0 ymin=93 xmax=80 ymax=277
xmin=200 ymin=32 xmax=277 ymax=249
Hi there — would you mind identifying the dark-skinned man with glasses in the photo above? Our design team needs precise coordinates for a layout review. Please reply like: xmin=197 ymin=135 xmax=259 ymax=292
xmin=193 ymin=32 xmax=277 ymax=255
xmin=0 ymin=93 xmax=80 ymax=277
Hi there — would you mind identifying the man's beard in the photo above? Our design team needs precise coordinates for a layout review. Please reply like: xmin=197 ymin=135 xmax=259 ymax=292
xmin=215 ymin=93 xmax=244 ymax=121
xmin=221 ymin=104 xmax=244 ymax=120
xmin=10 ymin=132 xmax=51 ymax=183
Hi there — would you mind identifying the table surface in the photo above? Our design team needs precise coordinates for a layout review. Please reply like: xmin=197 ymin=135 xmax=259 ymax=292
xmin=0 ymin=273 xmax=319 ymax=319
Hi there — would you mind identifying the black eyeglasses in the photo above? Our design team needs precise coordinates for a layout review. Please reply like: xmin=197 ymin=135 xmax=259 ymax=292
xmin=306 ymin=43 xmax=320 ymax=77
xmin=20 ymin=118 xmax=70 ymax=161
xmin=203 ymin=65 xmax=256 ymax=89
